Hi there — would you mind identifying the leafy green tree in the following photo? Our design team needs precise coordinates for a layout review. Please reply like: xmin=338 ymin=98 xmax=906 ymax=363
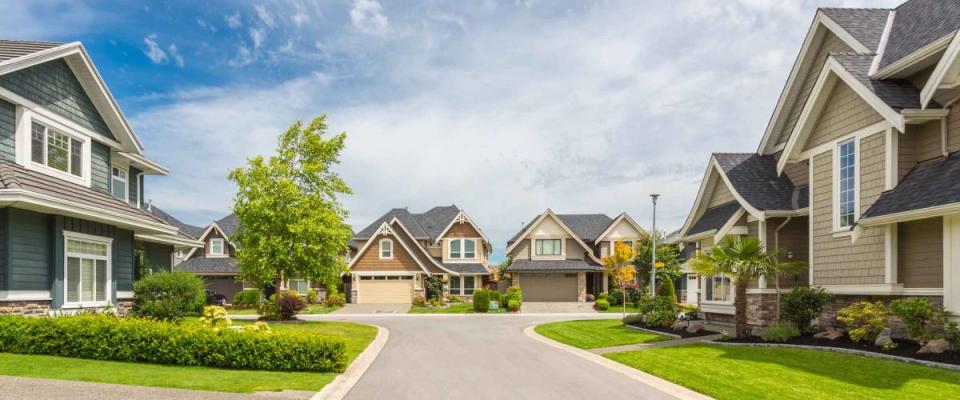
xmin=633 ymin=230 xmax=681 ymax=292
xmin=229 ymin=115 xmax=353 ymax=302
xmin=690 ymin=236 xmax=805 ymax=338
xmin=603 ymin=241 xmax=637 ymax=319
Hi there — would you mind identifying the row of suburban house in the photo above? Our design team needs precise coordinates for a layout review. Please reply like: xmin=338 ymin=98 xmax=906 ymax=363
xmin=667 ymin=0 xmax=960 ymax=330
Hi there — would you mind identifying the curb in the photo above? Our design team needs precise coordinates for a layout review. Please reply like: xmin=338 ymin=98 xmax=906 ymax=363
xmin=312 ymin=324 xmax=390 ymax=400
xmin=523 ymin=325 xmax=713 ymax=400
xmin=705 ymin=340 xmax=960 ymax=371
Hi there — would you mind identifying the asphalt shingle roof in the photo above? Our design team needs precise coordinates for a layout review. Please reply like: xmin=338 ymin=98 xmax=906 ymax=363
xmin=687 ymin=201 xmax=741 ymax=237
xmin=862 ymin=151 xmax=960 ymax=219
xmin=832 ymin=53 xmax=940 ymax=110
xmin=0 ymin=40 xmax=62 ymax=63
xmin=353 ymin=208 xmax=432 ymax=240
xmin=414 ymin=206 xmax=461 ymax=241
xmin=176 ymin=257 xmax=239 ymax=274
xmin=443 ymin=263 xmax=490 ymax=274
xmin=878 ymin=0 xmax=960 ymax=71
xmin=216 ymin=213 xmax=240 ymax=238
xmin=820 ymin=8 xmax=891 ymax=53
xmin=556 ymin=214 xmax=614 ymax=242
xmin=714 ymin=153 xmax=800 ymax=211
xmin=147 ymin=206 xmax=204 ymax=239
xmin=508 ymin=259 xmax=603 ymax=272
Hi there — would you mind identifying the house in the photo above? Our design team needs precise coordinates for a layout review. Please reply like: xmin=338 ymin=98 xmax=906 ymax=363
xmin=0 ymin=40 xmax=201 ymax=315
xmin=675 ymin=0 xmax=960 ymax=329
xmin=348 ymin=205 xmax=492 ymax=304
xmin=504 ymin=209 xmax=646 ymax=302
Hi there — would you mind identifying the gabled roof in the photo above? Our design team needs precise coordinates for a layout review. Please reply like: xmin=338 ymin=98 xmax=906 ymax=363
xmin=820 ymin=8 xmax=892 ymax=53
xmin=714 ymin=153 xmax=803 ymax=211
xmin=593 ymin=212 xmax=647 ymax=244
xmin=686 ymin=201 xmax=741 ymax=238
xmin=556 ymin=214 xmax=613 ymax=242
xmin=216 ymin=212 xmax=240 ymax=238
xmin=508 ymin=259 xmax=604 ymax=272
xmin=176 ymin=256 xmax=239 ymax=274
xmin=832 ymin=53 xmax=939 ymax=110
xmin=147 ymin=205 xmax=204 ymax=239
xmin=353 ymin=208 xmax=429 ymax=240
xmin=415 ymin=205 xmax=461 ymax=241
xmin=0 ymin=40 xmax=62 ymax=63
xmin=877 ymin=0 xmax=960 ymax=72
xmin=860 ymin=151 xmax=960 ymax=224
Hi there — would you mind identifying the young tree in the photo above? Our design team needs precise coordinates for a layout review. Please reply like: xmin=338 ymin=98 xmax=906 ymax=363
xmin=690 ymin=236 xmax=805 ymax=338
xmin=229 ymin=115 xmax=353 ymax=308
xmin=633 ymin=230 xmax=681 ymax=293
xmin=603 ymin=241 xmax=637 ymax=319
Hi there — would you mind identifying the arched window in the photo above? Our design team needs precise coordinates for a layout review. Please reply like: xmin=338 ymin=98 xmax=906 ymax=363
xmin=379 ymin=239 xmax=393 ymax=259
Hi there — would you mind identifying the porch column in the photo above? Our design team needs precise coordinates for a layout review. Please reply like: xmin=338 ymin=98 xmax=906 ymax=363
xmin=944 ymin=215 xmax=960 ymax=317
xmin=577 ymin=272 xmax=586 ymax=302
xmin=602 ymin=271 xmax=609 ymax=293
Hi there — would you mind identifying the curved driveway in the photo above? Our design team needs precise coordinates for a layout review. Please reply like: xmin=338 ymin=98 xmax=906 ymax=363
xmin=315 ymin=314 xmax=682 ymax=400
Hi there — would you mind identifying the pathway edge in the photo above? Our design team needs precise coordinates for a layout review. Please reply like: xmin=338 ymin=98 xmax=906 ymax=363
xmin=312 ymin=324 xmax=390 ymax=400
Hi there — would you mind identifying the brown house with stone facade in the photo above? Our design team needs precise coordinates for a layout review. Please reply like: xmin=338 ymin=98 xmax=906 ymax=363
xmin=675 ymin=0 xmax=960 ymax=332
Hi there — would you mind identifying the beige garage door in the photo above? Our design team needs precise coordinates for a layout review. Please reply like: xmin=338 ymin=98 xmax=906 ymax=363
xmin=358 ymin=277 xmax=414 ymax=304
xmin=522 ymin=273 xmax=578 ymax=302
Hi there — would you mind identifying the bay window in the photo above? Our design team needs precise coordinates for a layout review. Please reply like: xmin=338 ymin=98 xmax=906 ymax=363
xmin=31 ymin=121 xmax=83 ymax=177
xmin=65 ymin=235 xmax=110 ymax=305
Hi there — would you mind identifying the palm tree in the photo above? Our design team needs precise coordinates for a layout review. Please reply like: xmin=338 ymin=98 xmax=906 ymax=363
xmin=689 ymin=236 xmax=805 ymax=338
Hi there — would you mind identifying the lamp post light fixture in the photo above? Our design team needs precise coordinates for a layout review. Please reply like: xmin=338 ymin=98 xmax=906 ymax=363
xmin=650 ymin=193 xmax=660 ymax=295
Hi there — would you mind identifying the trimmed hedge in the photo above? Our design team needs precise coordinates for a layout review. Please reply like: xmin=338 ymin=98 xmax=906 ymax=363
xmin=133 ymin=271 xmax=205 ymax=320
xmin=0 ymin=315 xmax=347 ymax=373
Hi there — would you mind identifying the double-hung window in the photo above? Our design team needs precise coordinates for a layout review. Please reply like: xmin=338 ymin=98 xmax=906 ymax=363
xmin=448 ymin=239 xmax=477 ymax=259
xmin=31 ymin=122 xmax=83 ymax=177
xmin=65 ymin=236 xmax=110 ymax=305
xmin=837 ymin=140 xmax=856 ymax=229
xmin=704 ymin=274 xmax=731 ymax=302
xmin=535 ymin=239 xmax=562 ymax=256
xmin=379 ymin=239 xmax=393 ymax=259
xmin=210 ymin=238 xmax=225 ymax=256
xmin=450 ymin=276 xmax=461 ymax=295
xmin=111 ymin=166 xmax=127 ymax=200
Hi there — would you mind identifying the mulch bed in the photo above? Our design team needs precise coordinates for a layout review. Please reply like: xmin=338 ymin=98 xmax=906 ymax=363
xmin=726 ymin=334 xmax=960 ymax=366
xmin=627 ymin=322 xmax=717 ymax=339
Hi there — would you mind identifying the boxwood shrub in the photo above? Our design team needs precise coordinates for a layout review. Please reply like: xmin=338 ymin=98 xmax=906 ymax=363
xmin=0 ymin=315 xmax=347 ymax=373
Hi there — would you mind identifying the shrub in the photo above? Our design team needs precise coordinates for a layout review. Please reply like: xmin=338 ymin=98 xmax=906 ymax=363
xmin=424 ymin=275 xmax=444 ymax=300
xmin=623 ymin=313 xmax=643 ymax=325
xmin=0 ymin=315 xmax=345 ymax=372
xmin=762 ymin=322 xmax=800 ymax=343
xmin=507 ymin=299 xmax=520 ymax=312
xmin=489 ymin=290 xmax=502 ymax=306
xmin=325 ymin=290 xmax=346 ymax=307
xmin=234 ymin=289 xmax=263 ymax=308
xmin=199 ymin=306 xmax=231 ymax=330
xmin=585 ymin=293 xmax=595 ymax=302
xmin=595 ymin=298 xmax=610 ymax=311
xmin=891 ymin=298 xmax=947 ymax=343
xmin=657 ymin=279 xmax=677 ymax=304
xmin=780 ymin=286 xmax=831 ymax=332
xmin=625 ymin=287 xmax=643 ymax=304
xmin=503 ymin=286 xmax=523 ymax=308
xmin=242 ymin=321 xmax=271 ymax=333
xmin=473 ymin=289 xmax=491 ymax=313
xmin=597 ymin=292 xmax=609 ymax=301
xmin=276 ymin=291 xmax=306 ymax=320
xmin=133 ymin=271 xmax=205 ymax=321
xmin=306 ymin=289 xmax=319 ymax=304
xmin=412 ymin=294 xmax=427 ymax=307
xmin=646 ymin=309 xmax=676 ymax=328
xmin=837 ymin=301 xmax=890 ymax=343
xmin=608 ymin=288 xmax=624 ymax=306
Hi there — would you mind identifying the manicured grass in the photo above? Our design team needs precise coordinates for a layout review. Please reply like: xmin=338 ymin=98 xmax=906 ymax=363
xmin=0 ymin=320 xmax=376 ymax=393
xmin=534 ymin=319 xmax=669 ymax=349
xmin=605 ymin=344 xmax=960 ymax=400
xmin=228 ymin=304 xmax=341 ymax=315
xmin=409 ymin=303 xmax=475 ymax=313
xmin=598 ymin=305 xmax=641 ymax=314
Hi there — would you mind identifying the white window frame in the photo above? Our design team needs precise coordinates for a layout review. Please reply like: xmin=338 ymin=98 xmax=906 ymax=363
xmin=833 ymin=138 xmax=859 ymax=235
xmin=288 ymin=279 xmax=309 ymax=294
xmin=447 ymin=238 xmax=478 ymax=260
xmin=62 ymin=231 xmax=113 ymax=308
xmin=702 ymin=273 xmax=733 ymax=304
xmin=449 ymin=275 xmax=461 ymax=295
xmin=23 ymin=116 xmax=90 ymax=187
xmin=533 ymin=238 xmax=564 ymax=258
xmin=379 ymin=239 xmax=393 ymax=259
xmin=111 ymin=164 xmax=128 ymax=201
xmin=209 ymin=238 xmax=225 ymax=257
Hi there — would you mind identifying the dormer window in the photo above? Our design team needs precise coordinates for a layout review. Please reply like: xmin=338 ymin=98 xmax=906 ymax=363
xmin=210 ymin=238 xmax=225 ymax=256
xmin=31 ymin=121 xmax=82 ymax=177
xmin=379 ymin=239 xmax=393 ymax=259
xmin=111 ymin=165 xmax=127 ymax=200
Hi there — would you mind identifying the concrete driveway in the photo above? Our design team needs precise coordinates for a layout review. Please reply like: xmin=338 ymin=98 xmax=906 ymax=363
xmin=332 ymin=303 xmax=410 ymax=314
xmin=521 ymin=302 xmax=597 ymax=313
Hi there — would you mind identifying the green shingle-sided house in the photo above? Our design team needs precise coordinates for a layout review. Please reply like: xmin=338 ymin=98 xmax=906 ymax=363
xmin=0 ymin=40 xmax=201 ymax=315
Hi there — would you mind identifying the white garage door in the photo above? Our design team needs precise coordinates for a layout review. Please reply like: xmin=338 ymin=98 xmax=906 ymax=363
xmin=358 ymin=277 xmax=414 ymax=304
xmin=522 ymin=273 xmax=578 ymax=302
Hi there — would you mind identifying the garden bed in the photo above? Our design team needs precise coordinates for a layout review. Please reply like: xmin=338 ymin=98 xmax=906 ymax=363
xmin=725 ymin=334 xmax=960 ymax=366
xmin=626 ymin=322 xmax=716 ymax=339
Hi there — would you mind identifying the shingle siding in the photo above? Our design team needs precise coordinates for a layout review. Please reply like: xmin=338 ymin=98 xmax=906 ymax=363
xmin=898 ymin=217 xmax=943 ymax=288
xmin=0 ymin=208 xmax=7 ymax=290
xmin=707 ymin=171 xmax=735 ymax=207
xmin=946 ymin=104 xmax=960 ymax=154
xmin=783 ymin=160 xmax=809 ymax=187
xmin=0 ymin=99 xmax=15 ymax=162
xmin=0 ymin=59 xmax=114 ymax=140
xmin=90 ymin=141 xmax=110 ymax=193
xmin=808 ymin=82 xmax=885 ymax=148
xmin=8 ymin=208 xmax=50 ymax=290
xmin=129 ymin=166 xmax=141 ymax=207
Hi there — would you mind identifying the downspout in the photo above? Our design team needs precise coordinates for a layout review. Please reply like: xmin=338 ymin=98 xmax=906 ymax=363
xmin=773 ymin=216 xmax=793 ymax=322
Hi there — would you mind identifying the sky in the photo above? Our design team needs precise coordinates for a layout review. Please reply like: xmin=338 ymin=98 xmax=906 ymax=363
xmin=4 ymin=0 xmax=903 ymax=262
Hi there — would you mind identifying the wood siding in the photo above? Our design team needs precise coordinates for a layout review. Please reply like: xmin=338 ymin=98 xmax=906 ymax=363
xmin=707 ymin=171 xmax=736 ymax=207
xmin=0 ymin=209 xmax=6 ymax=290
xmin=351 ymin=235 xmax=422 ymax=272
xmin=444 ymin=222 xmax=482 ymax=238
xmin=129 ymin=166 xmax=141 ymax=207
xmin=899 ymin=120 xmax=944 ymax=181
xmin=771 ymin=216 xmax=809 ymax=288
xmin=8 ymin=208 xmax=50 ymax=291
xmin=898 ymin=218 xmax=943 ymax=288
xmin=946 ymin=102 xmax=960 ymax=153
xmin=0 ymin=99 xmax=14 ymax=162
xmin=807 ymin=82 xmax=884 ymax=148
xmin=783 ymin=160 xmax=809 ymax=187
xmin=90 ymin=142 xmax=110 ymax=193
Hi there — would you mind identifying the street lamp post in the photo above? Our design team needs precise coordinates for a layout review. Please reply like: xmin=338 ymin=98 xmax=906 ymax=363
xmin=650 ymin=194 xmax=660 ymax=295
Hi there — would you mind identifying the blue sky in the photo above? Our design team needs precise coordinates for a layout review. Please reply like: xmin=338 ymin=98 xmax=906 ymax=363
xmin=4 ymin=0 xmax=903 ymax=262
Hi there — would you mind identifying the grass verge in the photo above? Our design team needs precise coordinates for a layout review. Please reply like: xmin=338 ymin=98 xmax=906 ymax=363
xmin=534 ymin=319 xmax=669 ymax=349
xmin=228 ymin=304 xmax=341 ymax=315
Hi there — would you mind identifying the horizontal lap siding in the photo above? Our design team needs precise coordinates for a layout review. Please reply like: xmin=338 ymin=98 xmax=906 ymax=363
xmin=90 ymin=142 xmax=110 ymax=193
xmin=445 ymin=222 xmax=481 ymax=238
xmin=783 ymin=161 xmax=809 ymax=187
xmin=8 ymin=208 xmax=51 ymax=290
xmin=707 ymin=170 xmax=735 ymax=207
xmin=129 ymin=167 xmax=141 ymax=207
xmin=352 ymin=235 xmax=422 ymax=272
xmin=807 ymin=83 xmax=884 ymax=148
xmin=898 ymin=218 xmax=943 ymax=288
xmin=0 ymin=209 xmax=6 ymax=290
xmin=947 ymin=103 xmax=960 ymax=153
xmin=900 ymin=121 xmax=943 ymax=180
xmin=62 ymin=217 xmax=134 ymax=292
xmin=0 ymin=99 xmax=14 ymax=162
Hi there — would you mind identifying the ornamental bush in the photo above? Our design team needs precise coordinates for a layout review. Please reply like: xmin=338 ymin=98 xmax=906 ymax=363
xmin=761 ymin=322 xmax=800 ymax=343
xmin=0 ymin=315 xmax=346 ymax=372
xmin=507 ymin=299 xmax=520 ymax=312
xmin=503 ymin=286 xmax=523 ymax=308
xmin=473 ymin=289 xmax=491 ymax=313
xmin=489 ymin=290 xmax=502 ymax=306
xmin=306 ymin=289 xmax=319 ymax=304
xmin=233 ymin=289 xmax=263 ymax=308
xmin=199 ymin=306 xmax=231 ymax=330
xmin=780 ymin=286 xmax=831 ymax=332
xmin=263 ymin=290 xmax=306 ymax=320
xmin=657 ymin=279 xmax=677 ymax=304
xmin=838 ymin=301 xmax=890 ymax=343
xmin=608 ymin=288 xmax=624 ymax=306
xmin=132 ymin=271 xmax=205 ymax=321
xmin=891 ymin=298 xmax=947 ymax=343
xmin=594 ymin=298 xmax=610 ymax=311
xmin=325 ymin=290 xmax=346 ymax=307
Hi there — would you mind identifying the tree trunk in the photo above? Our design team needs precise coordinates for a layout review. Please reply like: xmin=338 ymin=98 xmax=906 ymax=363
xmin=734 ymin=279 xmax=749 ymax=338
xmin=621 ymin=284 xmax=627 ymax=319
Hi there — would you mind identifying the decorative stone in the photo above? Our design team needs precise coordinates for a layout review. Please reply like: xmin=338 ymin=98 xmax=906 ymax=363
xmin=672 ymin=319 xmax=688 ymax=331
xmin=813 ymin=329 xmax=844 ymax=340
xmin=874 ymin=328 xmax=893 ymax=348
xmin=686 ymin=320 xmax=704 ymax=333
xmin=918 ymin=338 xmax=951 ymax=354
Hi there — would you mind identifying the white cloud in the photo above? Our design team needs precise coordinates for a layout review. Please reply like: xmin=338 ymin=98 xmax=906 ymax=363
xmin=292 ymin=10 xmax=310 ymax=27
xmin=249 ymin=28 xmax=266 ymax=49
xmin=196 ymin=17 xmax=217 ymax=32
xmin=254 ymin=4 xmax=275 ymax=28
xmin=168 ymin=44 xmax=185 ymax=67
xmin=142 ymin=34 xmax=167 ymax=64
xmin=225 ymin=12 xmax=242 ymax=29
xmin=350 ymin=0 xmax=389 ymax=35
xmin=229 ymin=45 xmax=254 ymax=67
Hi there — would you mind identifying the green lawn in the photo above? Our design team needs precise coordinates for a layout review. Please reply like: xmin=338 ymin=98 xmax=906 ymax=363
xmin=598 ymin=305 xmax=641 ymax=314
xmin=408 ymin=303 xmax=507 ymax=313
xmin=228 ymin=304 xmax=341 ymax=315
xmin=534 ymin=319 xmax=669 ymax=349
xmin=605 ymin=344 xmax=960 ymax=400
xmin=0 ymin=320 xmax=377 ymax=393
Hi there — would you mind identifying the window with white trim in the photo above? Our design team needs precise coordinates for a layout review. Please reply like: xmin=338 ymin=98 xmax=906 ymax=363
xmin=837 ymin=139 xmax=856 ymax=229
xmin=65 ymin=237 xmax=110 ymax=304
xmin=31 ymin=121 xmax=83 ymax=177
xmin=288 ymin=279 xmax=309 ymax=294
xmin=464 ymin=276 xmax=475 ymax=295
xmin=535 ymin=239 xmax=562 ymax=256
xmin=379 ymin=239 xmax=393 ymax=259
xmin=448 ymin=238 xmax=477 ymax=259
xmin=111 ymin=165 xmax=127 ymax=200
xmin=704 ymin=274 xmax=731 ymax=302
xmin=210 ymin=238 xmax=225 ymax=256
xmin=450 ymin=275 xmax=461 ymax=295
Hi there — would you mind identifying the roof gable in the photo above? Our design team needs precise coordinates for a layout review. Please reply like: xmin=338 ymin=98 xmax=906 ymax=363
xmin=594 ymin=213 xmax=646 ymax=244
xmin=504 ymin=209 xmax=603 ymax=264
xmin=347 ymin=222 xmax=435 ymax=274
xmin=820 ymin=8 xmax=892 ymax=53
xmin=878 ymin=0 xmax=960 ymax=72
xmin=555 ymin=214 xmax=613 ymax=242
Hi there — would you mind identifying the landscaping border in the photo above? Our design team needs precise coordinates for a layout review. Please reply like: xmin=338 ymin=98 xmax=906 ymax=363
xmin=312 ymin=325 xmax=390 ymax=400
xmin=524 ymin=325 xmax=712 ymax=400
xmin=705 ymin=340 xmax=960 ymax=372
xmin=625 ymin=324 xmax=681 ymax=339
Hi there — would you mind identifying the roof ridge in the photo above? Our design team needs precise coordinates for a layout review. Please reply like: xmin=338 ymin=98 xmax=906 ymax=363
xmin=819 ymin=7 xmax=891 ymax=11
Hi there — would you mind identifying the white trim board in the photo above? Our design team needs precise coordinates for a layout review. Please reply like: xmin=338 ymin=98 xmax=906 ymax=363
xmin=593 ymin=212 xmax=648 ymax=244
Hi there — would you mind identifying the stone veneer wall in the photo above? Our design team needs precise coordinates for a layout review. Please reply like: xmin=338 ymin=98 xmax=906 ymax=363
xmin=0 ymin=300 xmax=51 ymax=316
xmin=815 ymin=295 xmax=943 ymax=339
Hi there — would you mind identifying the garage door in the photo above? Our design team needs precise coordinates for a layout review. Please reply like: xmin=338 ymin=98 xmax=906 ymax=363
xmin=358 ymin=277 xmax=414 ymax=304
xmin=522 ymin=273 xmax=578 ymax=302
xmin=203 ymin=276 xmax=243 ymax=302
